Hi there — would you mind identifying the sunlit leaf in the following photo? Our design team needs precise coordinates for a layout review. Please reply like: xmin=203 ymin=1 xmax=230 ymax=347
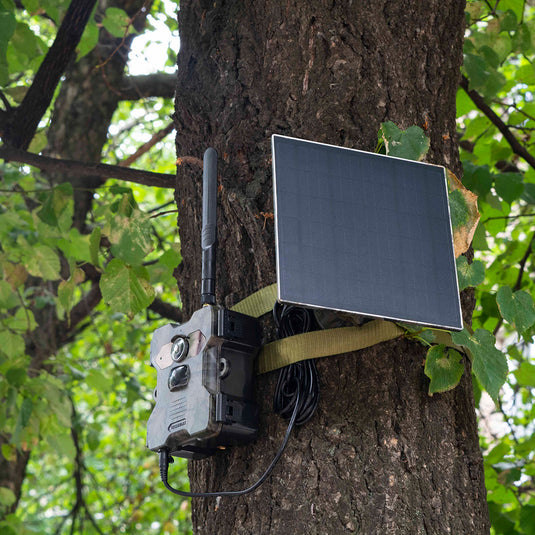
xmin=100 ymin=259 xmax=155 ymax=316
xmin=456 ymin=256 xmax=485 ymax=290
xmin=23 ymin=245 xmax=60 ymax=280
xmin=451 ymin=328 xmax=508 ymax=402
xmin=514 ymin=361 xmax=535 ymax=387
xmin=0 ymin=280 xmax=19 ymax=309
xmin=446 ymin=170 xmax=480 ymax=257
xmin=496 ymin=286 xmax=535 ymax=334
xmin=0 ymin=329 xmax=25 ymax=357
xmin=424 ymin=344 xmax=465 ymax=395
xmin=102 ymin=7 xmax=132 ymax=38
xmin=379 ymin=121 xmax=430 ymax=161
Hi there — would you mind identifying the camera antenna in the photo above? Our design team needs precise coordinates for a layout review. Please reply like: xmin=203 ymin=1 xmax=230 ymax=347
xmin=201 ymin=148 xmax=218 ymax=306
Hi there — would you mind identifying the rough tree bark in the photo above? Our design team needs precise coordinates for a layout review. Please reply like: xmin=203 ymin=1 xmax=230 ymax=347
xmin=173 ymin=1 xmax=489 ymax=533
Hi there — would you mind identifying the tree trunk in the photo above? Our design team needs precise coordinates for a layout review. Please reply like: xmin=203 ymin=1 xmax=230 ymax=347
xmin=173 ymin=0 xmax=489 ymax=533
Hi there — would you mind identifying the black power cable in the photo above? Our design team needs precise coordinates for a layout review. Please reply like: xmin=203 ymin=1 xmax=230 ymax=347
xmin=273 ymin=303 xmax=320 ymax=426
xmin=158 ymin=304 xmax=320 ymax=498
xmin=158 ymin=386 xmax=300 ymax=498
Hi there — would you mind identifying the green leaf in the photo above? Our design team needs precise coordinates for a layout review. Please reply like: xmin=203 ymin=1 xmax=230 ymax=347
xmin=487 ymin=503 xmax=516 ymax=534
xmin=102 ymin=7 xmax=131 ymax=38
xmin=37 ymin=183 xmax=73 ymax=231
xmin=0 ymin=330 xmax=25 ymax=357
xmin=424 ymin=344 xmax=465 ymax=395
xmin=7 ymin=307 xmax=37 ymax=332
xmin=379 ymin=122 xmax=430 ymax=161
xmin=496 ymin=286 xmax=535 ymax=333
xmin=456 ymin=88 xmax=476 ymax=116
xmin=0 ymin=280 xmax=19 ymax=309
xmin=89 ymin=226 xmax=101 ymax=267
xmin=47 ymin=432 xmax=75 ymax=461
xmin=77 ymin=20 xmax=99 ymax=59
xmin=23 ymin=245 xmax=60 ymax=280
xmin=514 ymin=361 xmax=535 ymax=387
xmin=500 ymin=9 xmax=518 ymax=32
xmin=0 ymin=11 xmax=17 ymax=82
xmin=0 ymin=487 xmax=16 ymax=507
xmin=486 ymin=441 xmax=511 ymax=464
xmin=464 ymin=53 xmax=507 ymax=98
xmin=100 ymin=259 xmax=155 ymax=316
xmin=57 ymin=279 xmax=76 ymax=318
xmin=448 ymin=189 xmax=469 ymax=229
xmin=108 ymin=211 xmax=153 ymax=265
xmin=462 ymin=162 xmax=493 ymax=197
xmin=9 ymin=21 xmax=46 ymax=60
xmin=5 ymin=367 xmax=26 ymax=387
xmin=45 ymin=386 xmax=71 ymax=427
xmin=20 ymin=0 xmax=39 ymax=13
xmin=158 ymin=246 xmax=182 ymax=270
xmin=471 ymin=221 xmax=488 ymax=251
xmin=86 ymin=369 xmax=112 ymax=392
xmin=494 ymin=173 xmax=524 ymax=204
xmin=451 ymin=328 xmax=508 ymax=402
xmin=456 ymin=256 xmax=485 ymax=290
xmin=0 ymin=10 xmax=16 ymax=86
xmin=57 ymin=229 xmax=92 ymax=264
xmin=18 ymin=397 xmax=32 ymax=427
xmin=86 ymin=425 xmax=100 ymax=451
xmin=522 ymin=183 xmax=535 ymax=205
xmin=519 ymin=505 xmax=535 ymax=535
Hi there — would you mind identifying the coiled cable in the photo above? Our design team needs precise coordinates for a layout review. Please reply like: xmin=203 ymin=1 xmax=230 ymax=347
xmin=272 ymin=303 xmax=320 ymax=426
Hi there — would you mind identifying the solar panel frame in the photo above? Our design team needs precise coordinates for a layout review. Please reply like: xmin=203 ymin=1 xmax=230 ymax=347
xmin=271 ymin=134 xmax=463 ymax=331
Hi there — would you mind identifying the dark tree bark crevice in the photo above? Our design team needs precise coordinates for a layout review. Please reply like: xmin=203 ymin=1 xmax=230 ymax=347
xmin=173 ymin=0 xmax=488 ymax=533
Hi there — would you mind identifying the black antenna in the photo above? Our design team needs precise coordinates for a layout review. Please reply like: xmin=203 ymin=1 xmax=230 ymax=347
xmin=201 ymin=148 xmax=218 ymax=305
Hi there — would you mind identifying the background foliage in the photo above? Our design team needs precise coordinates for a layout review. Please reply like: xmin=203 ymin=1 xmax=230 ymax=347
xmin=0 ymin=0 xmax=534 ymax=533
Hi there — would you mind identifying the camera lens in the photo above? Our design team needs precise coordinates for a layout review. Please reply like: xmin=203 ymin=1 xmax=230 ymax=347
xmin=170 ymin=336 xmax=189 ymax=362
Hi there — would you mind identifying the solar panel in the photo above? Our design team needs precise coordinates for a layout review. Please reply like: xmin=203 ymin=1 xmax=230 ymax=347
xmin=272 ymin=135 xmax=463 ymax=331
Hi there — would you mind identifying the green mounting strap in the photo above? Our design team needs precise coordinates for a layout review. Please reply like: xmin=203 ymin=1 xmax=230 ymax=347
xmin=231 ymin=284 xmax=464 ymax=375
xmin=231 ymin=283 xmax=278 ymax=318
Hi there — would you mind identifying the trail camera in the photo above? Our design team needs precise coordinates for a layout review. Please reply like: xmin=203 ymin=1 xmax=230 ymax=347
xmin=146 ymin=149 xmax=261 ymax=460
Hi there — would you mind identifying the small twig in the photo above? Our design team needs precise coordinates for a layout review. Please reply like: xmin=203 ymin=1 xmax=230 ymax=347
xmin=149 ymin=209 xmax=178 ymax=219
xmin=120 ymin=122 xmax=175 ymax=167
xmin=482 ymin=213 xmax=535 ymax=223
xmin=95 ymin=0 xmax=152 ymax=69
xmin=148 ymin=200 xmax=174 ymax=213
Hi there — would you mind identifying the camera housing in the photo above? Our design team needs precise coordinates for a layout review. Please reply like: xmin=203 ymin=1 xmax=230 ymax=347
xmin=146 ymin=304 xmax=261 ymax=459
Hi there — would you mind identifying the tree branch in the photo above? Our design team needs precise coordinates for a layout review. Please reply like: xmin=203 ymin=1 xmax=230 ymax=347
xmin=120 ymin=122 xmax=174 ymax=167
xmin=149 ymin=297 xmax=183 ymax=323
xmin=2 ymin=0 xmax=98 ymax=149
xmin=460 ymin=75 xmax=535 ymax=170
xmin=0 ymin=145 xmax=175 ymax=189
xmin=117 ymin=73 xmax=176 ymax=100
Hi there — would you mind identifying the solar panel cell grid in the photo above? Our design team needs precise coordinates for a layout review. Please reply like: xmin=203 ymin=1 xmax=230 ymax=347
xmin=272 ymin=135 xmax=463 ymax=331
